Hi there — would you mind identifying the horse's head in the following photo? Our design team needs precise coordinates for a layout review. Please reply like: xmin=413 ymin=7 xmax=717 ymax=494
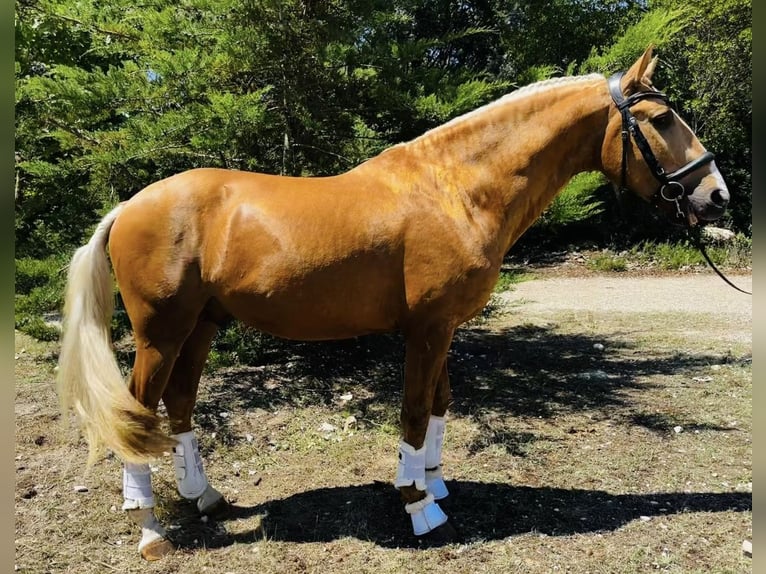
xmin=602 ymin=47 xmax=729 ymax=225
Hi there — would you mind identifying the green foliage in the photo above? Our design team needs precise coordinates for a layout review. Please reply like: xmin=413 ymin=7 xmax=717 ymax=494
xmin=536 ymin=172 xmax=606 ymax=231
xmin=493 ymin=269 xmax=534 ymax=292
xmin=587 ymin=253 xmax=628 ymax=272
xmin=15 ymin=254 xmax=68 ymax=294
xmin=579 ymin=8 xmax=687 ymax=74
xmin=16 ymin=0 xmax=647 ymax=259
xmin=207 ymin=322 xmax=275 ymax=370
xmin=15 ymin=254 xmax=68 ymax=340
xmin=657 ymin=0 xmax=752 ymax=234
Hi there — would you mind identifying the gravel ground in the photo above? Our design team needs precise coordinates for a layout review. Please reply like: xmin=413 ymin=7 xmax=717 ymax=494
xmin=499 ymin=272 xmax=752 ymax=326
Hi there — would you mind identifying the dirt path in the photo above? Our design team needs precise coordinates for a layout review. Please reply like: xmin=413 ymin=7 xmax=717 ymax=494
xmin=498 ymin=272 xmax=752 ymax=326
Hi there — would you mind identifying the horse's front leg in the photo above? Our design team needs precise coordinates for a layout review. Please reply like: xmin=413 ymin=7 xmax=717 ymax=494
xmin=396 ymin=325 xmax=457 ymax=540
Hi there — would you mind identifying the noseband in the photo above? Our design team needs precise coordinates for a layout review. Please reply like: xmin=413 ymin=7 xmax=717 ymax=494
xmin=607 ymin=72 xmax=715 ymax=221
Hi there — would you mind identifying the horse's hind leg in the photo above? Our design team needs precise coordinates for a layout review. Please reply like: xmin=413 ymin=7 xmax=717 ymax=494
xmin=425 ymin=360 xmax=451 ymax=501
xmin=121 ymin=306 xmax=202 ymax=561
xmin=396 ymin=325 xmax=457 ymax=540
xmin=161 ymin=318 xmax=228 ymax=517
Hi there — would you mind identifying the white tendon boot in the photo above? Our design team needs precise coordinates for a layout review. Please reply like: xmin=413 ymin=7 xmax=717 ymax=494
xmin=424 ymin=415 xmax=449 ymax=500
xmin=395 ymin=440 xmax=448 ymax=535
xmin=123 ymin=463 xmax=172 ymax=559
xmin=171 ymin=431 xmax=225 ymax=514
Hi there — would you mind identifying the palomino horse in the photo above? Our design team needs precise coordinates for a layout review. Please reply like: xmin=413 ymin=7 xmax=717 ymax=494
xmin=57 ymin=47 xmax=730 ymax=560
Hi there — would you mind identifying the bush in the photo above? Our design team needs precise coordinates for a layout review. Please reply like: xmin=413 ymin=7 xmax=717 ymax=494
xmin=536 ymin=172 xmax=605 ymax=231
xmin=15 ymin=254 xmax=69 ymax=295
xmin=14 ymin=314 xmax=60 ymax=341
xmin=207 ymin=322 xmax=275 ymax=370
xmin=494 ymin=269 xmax=534 ymax=292
xmin=15 ymin=254 xmax=69 ymax=340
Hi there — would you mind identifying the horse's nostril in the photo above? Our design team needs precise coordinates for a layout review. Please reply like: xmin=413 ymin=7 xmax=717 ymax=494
xmin=711 ymin=188 xmax=729 ymax=207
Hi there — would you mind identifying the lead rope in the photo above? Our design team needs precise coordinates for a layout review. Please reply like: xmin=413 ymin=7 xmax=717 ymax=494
xmin=686 ymin=224 xmax=751 ymax=295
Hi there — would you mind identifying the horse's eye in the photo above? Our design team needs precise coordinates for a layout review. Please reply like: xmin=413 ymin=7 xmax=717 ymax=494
xmin=650 ymin=111 xmax=674 ymax=129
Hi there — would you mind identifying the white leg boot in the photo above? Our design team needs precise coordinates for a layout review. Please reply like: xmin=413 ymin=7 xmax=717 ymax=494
xmin=425 ymin=415 xmax=449 ymax=500
xmin=171 ymin=431 xmax=225 ymax=514
xmin=395 ymin=440 xmax=449 ymax=535
xmin=123 ymin=463 xmax=174 ymax=560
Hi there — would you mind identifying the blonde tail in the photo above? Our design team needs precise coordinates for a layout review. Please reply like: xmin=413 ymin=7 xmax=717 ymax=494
xmin=56 ymin=205 xmax=176 ymax=465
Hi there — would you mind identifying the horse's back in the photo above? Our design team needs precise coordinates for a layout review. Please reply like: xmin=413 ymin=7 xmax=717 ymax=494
xmin=107 ymin=167 xmax=412 ymax=338
xmin=108 ymin=161 xmax=500 ymax=339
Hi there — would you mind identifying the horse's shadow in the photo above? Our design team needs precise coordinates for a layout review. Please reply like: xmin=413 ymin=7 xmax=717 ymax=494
xmin=166 ymin=480 xmax=751 ymax=550
xmin=192 ymin=323 xmax=750 ymax=450
xmin=159 ymin=321 xmax=750 ymax=551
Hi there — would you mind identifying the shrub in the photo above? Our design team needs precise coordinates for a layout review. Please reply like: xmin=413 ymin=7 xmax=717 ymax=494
xmin=15 ymin=254 xmax=69 ymax=340
xmin=207 ymin=322 xmax=275 ymax=370
xmin=536 ymin=172 xmax=605 ymax=231
xmin=15 ymin=254 xmax=69 ymax=295
xmin=14 ymin=314 xmax=60 ymax=342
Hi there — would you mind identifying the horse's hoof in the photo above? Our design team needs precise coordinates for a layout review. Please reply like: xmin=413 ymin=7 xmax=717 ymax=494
xmin=418 ymin=521 xmax=459 ymax=546
xmin=200 ymin=496 xmax=231 ymax=520
xmin=140 ymin=537 xmax=176 ymax=561
xmin=434 ymin=487 xmax=454 ymax=509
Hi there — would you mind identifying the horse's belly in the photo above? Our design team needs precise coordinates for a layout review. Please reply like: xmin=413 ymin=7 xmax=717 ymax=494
xmin=222 ymin=290 xmax=400 ymax=340
xmin=216 ymin=259 xmax=405 ymax=341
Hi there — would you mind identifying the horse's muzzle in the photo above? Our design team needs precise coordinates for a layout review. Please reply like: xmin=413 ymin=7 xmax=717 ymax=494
xmin=689 ymin=186 xmax=729 ymax=222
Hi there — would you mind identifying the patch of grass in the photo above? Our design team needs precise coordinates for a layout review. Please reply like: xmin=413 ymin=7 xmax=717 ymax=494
xmin=580 ymin=234 xmax=752 ymax=273
xmin=629 ymin=240 xmax=706 ymax=269
xmin=535 ymin=171 xmax=605 ymax=230
xmin=14 ymin=314 xmax=60 ymax=341
xmin=586 ymin=252 xmax=628 ymax=272
xmin=494 ymin=268 xmax=534 ymax=292
xmin=15 ymin=254 xmax=69 ymax=295
xmin=629 ymin=234 xmax=751 ymax=270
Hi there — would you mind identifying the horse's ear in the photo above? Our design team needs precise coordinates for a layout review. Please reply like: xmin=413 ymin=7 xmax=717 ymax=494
xmin=622 ymin=45 xmax=655 ymax=93
xmin=643 ymin=55 xmax=659 ymax=85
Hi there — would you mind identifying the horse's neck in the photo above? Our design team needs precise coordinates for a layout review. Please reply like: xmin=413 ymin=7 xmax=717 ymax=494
xmin=402 ymin=75 xmax=611 ymax=255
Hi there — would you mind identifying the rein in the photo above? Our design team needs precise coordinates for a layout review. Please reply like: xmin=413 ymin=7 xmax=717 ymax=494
xmin=687 ymin=224 xmax=752 ymax=295
xmin=607 ymin=72 xmax=750 ymax=296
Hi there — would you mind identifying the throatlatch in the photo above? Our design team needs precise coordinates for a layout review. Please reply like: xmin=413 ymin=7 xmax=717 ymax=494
xmin=425 ymin=415 xmax=449 ymax=500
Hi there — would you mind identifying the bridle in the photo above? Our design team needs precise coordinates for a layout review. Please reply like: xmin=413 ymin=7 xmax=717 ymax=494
xmin=607 ymin=71 xmax=750 ymax=296
xmin=607 ymin=71 xmax=715 ymax=221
